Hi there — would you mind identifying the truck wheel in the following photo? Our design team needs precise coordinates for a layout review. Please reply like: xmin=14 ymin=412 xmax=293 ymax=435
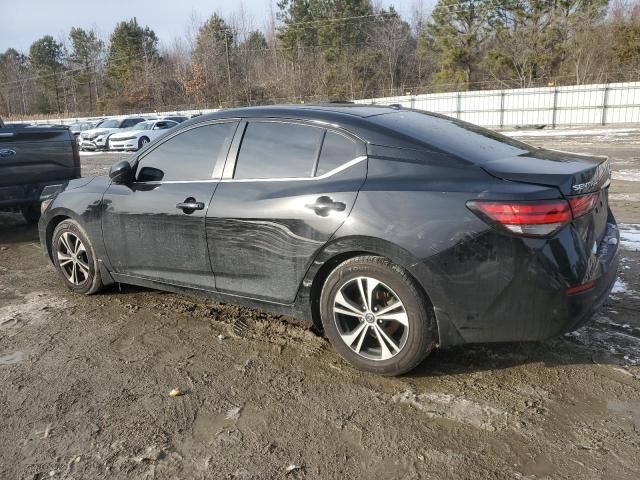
xmin=20 ymin=203 xmax=41 ymax=224
xmin=52 ymin=219 xmax=103 ymax=295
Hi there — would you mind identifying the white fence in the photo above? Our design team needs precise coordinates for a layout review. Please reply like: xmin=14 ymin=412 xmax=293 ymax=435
xmin=355 ymin=81 xmax=640 ymax=128
xmin=10 ymin=81 xmax=640 ymax=129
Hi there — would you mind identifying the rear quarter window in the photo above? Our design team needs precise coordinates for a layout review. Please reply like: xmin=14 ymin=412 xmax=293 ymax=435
xmin=316 ymin=131 xmax=359 ymax=176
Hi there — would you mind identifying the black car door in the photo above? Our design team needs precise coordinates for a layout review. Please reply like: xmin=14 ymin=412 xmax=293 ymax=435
xmin=102 ymin=121 xmax=238 ymax=289
xmin=206 ymin=120 xmax=367 ymax=303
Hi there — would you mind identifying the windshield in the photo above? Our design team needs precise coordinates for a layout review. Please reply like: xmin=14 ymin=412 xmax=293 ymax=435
xmin=100 ymin=119 xmax=121 ymax=128
xmin=369 ymin=111 xmax=534 ymax=163
xmin=131 ymin=121 xmax=153 ymax=131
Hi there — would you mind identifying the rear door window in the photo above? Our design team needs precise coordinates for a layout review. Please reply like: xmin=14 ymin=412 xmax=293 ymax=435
xmin=315 ymin=131 xmax=359 ymax=176
xmin=233 ymin=122 xmax=324 ymax=179
xmin=136 ymin=122 xmax=236 ymax=182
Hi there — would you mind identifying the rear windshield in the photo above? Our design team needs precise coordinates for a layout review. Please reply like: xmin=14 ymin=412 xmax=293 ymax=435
xmin=369 ymin=111 xmax=533 ymax=162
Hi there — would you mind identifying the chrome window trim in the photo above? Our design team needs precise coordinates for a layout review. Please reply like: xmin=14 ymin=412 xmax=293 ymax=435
xmin=132 ymin=155 xmax=367 ymax=185
xmin=220 ymin=155 xmax=366 ymax=183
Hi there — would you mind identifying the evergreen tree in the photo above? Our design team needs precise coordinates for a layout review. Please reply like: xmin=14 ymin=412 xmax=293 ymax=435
xmin=427 ymin=0 xmax=489 ymax=90
xmin=106 ymin=18 xmax=159 ymax=108
xmin=29 ymin=35 xmax=64 ymax=113
xmin=69 ymin=27 xmax=103 ymax=110
xmin=277 ymin=0 xmax=376 ymax=98
xmin=192 ymin=14 xmax=235 ymax=100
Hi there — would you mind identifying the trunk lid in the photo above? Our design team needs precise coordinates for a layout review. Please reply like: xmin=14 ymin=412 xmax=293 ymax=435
xmin=481 ymin=148 xmax=610 ymax=196
xmin=482 ymin=148 xmax=612 ymax=244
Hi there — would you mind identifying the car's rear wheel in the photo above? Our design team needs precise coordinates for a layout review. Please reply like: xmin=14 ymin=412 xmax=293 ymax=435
xmin=138 ymin=137 xmax=150 ymax=150
xmin=20 ymin=203 xmax=41 ymax=224
xmin=52 ymin=220 xmax=103 ymax=295
xmin=320 ymin=255 xmax=436 ymax=376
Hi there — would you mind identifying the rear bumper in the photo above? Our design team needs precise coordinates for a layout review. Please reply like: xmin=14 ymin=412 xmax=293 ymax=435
xmin=558 ymin=222 xmax=619 ymax=333
xmin=415 ymin=220 xmax=620 ymax=347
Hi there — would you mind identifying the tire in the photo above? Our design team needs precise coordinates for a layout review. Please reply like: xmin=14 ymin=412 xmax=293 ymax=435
xmin=51 ymin=219 xmax=103 ymax=295
xmin=20 ymin=203 xmax=41 ymax=224
xmin=320 ymin=255 xmax=436 ymax=376
xmin=138 ymin=137 xmax=150 ymax=150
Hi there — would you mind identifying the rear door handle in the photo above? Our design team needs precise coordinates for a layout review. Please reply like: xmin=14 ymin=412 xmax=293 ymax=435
xmin=176 ymin=197 xmax=205 ymax=213
xmin=305 ymin=196 xmax=346 ymax=217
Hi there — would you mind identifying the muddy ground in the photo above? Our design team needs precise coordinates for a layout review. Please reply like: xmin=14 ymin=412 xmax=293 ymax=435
xmin=1 ymin=129 xmax=639 ymax=479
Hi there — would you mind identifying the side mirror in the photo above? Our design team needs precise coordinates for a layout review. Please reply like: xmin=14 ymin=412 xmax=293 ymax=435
xmin=109 ymin=160 xmax=134 ymax=184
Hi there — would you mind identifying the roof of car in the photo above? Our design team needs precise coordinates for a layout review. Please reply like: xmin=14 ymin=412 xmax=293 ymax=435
xmin=198 ymin=103 xmax=403 ymax=120
xmin=175 ymin=104 xmax=465 ymax=154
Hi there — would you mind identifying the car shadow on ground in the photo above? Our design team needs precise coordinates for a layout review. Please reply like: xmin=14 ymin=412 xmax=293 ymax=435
xmin=0 ymin=213 xmax=39 ymax=244
xmin=408 ymin=321 xmax=639 ymax=378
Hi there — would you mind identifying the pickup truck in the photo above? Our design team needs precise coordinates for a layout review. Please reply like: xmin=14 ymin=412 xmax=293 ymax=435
xmin=0 ymin=119 xmax=81 ymax=223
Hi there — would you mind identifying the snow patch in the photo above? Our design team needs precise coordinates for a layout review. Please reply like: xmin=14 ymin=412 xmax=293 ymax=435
xmin=611 ymin=278 xmax=631 ymax=295
xmin=609 ymin=193 xmax=640 ymax=202
xmin=612 ymin=170 xmax=640 ymax=182
xmin=504 ymin=127 xmax=638 ymax=138
xmin=0 ymin=291 xmax=67 ymax=331
xmin=569 ymin=316 xmax=640 ymax=366
xmin=619 ymin=224 xmax=640 ymax=251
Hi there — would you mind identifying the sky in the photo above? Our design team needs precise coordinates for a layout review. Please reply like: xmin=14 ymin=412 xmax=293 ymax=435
xmin=0 ymin=0 xmax=416 ymax=53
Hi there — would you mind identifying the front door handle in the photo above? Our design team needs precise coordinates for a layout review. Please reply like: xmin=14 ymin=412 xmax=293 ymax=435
xmin=176 ymin=197 xmax=205 ymax=214
xmin=305 ymin=196 xmax=346 ymax=217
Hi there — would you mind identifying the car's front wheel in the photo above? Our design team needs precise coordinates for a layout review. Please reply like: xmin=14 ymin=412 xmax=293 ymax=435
xmin=320 ymin=256 xmax=436 ymax=376
xmin=52 ymin=219 xmax=103 ymax=295
xmin=138 ymin=136 xmax=150 ymax=150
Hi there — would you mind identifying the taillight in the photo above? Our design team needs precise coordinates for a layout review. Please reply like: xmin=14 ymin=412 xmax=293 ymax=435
xmin=467 ymin=191 xmax=600 ymax=237
xmin=568 ymin=191 xmax=599 ymax=218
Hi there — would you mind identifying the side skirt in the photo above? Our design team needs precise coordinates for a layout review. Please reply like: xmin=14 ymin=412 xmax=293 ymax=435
xmin=110 ymin=273 xmax=314 ymax=327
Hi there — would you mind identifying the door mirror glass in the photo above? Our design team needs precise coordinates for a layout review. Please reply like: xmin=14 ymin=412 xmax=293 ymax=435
xmin=109 ymin=160 xmax=134 ymax=184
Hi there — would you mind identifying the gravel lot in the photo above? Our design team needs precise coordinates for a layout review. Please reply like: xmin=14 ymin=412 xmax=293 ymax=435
xmin=1 ymin=129 xmax=639 ymax=479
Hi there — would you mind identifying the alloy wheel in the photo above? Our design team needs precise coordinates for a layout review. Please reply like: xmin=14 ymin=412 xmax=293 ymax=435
xmin=57 ymin=232 xmax=90 ymax=285
xmin=333 ymin=276 xmax=409 ymax=361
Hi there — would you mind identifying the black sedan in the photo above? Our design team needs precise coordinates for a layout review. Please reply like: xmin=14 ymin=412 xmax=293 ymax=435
xmin=38 ymin=105 xmax=619 ymax=376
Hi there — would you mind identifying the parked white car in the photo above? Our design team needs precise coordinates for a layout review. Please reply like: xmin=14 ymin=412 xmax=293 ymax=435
xmin=79 ymin=117 xmax=146 ymax=151
xmin=108 ymin=119 xmax=179 ymax=152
